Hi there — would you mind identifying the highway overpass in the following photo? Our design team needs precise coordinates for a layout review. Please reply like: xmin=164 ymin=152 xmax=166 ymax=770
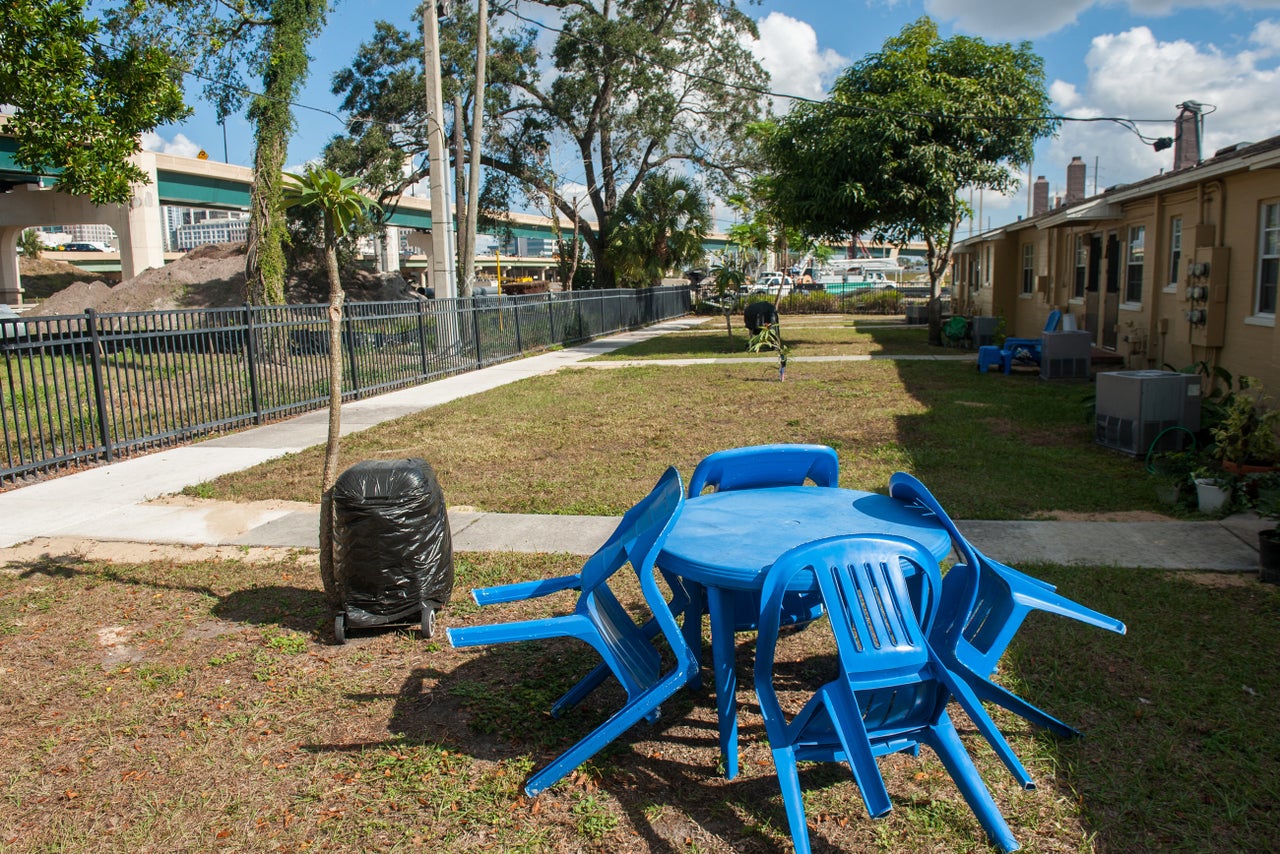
xmin=0 ymin=137 xmax=731 ymax=303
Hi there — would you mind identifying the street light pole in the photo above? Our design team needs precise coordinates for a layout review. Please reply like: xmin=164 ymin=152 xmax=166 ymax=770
xmin=423 ymin=1 xmax=457 ymax=299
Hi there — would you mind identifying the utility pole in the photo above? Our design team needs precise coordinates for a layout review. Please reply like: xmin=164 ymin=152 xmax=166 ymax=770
xmin=423 ymin=1 xmax=457 ymax=299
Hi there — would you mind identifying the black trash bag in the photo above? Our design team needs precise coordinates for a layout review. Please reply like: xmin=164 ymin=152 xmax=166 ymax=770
xmin=744 ymin=301 xmax=779 ymax=335
xmin=332 ymin=458 xmax=454 ymax=628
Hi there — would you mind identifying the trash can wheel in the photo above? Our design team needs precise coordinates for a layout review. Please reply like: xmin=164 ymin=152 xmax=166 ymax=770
xmin=334 ymin=612 xmax=347 ymax=645
xmin=421 ymin=607 xmax=435 ymax=639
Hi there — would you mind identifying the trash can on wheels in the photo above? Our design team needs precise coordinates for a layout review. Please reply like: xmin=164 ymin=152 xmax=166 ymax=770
xmin=331 ymin=458 xmax=454 ymax=643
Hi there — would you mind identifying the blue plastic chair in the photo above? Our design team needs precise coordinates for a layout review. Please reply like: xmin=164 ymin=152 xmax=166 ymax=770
xmin=446 ymin=467 xmax=699 ymax=796
xmin=888 ymin=471 xmax=1127 ymax=739
xmin=1001 ymin=309 xmax=1061 ymax=366
xmin=753 ymin=534 xmax=1029 ymax=854
xmin=686 ymin=443 xmax=838 ymax=631
xmin=686 ymin=444 xmax=840 ymax=497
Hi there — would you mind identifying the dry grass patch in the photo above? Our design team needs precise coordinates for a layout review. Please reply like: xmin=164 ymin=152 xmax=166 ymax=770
xmin=2 ymin=550 xmax=1276 ymax=851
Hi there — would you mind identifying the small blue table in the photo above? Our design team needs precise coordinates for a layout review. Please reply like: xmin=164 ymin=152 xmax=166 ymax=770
xmin=658 ymin=486 xmax=952 ymax=779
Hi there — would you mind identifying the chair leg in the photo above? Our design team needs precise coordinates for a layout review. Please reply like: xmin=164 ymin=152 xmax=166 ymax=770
xmin=822 ymin=685 xmax=892 ymax=817
xmin=768 ymin=746 xmax=814 ymax=854
xmin=706 ymin=585 xmax=740 ymax=780
xmin=524 ymin=673 xmax=685 ymax=797
xmin=926 ymin=712 xmax=1021 ymax=853
xmin=936 ymin=663 xmax=1036 ymax=789
xmin=961 ymin=669 xmax=1082 ymax=740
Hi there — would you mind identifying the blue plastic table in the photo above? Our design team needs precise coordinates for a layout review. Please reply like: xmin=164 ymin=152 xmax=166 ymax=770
xmin=658 ymin=486 xmax=952 ymax=779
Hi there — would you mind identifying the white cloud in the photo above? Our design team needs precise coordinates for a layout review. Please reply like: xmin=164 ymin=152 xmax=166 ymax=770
xmin=925 ymin=0 xmax=1091 ymax=38
xmin=926 ymin=0 xmax=1280 ymax=39
xmin=1037 ymin=24 xmax=1280 ymax=199
xmin=743 ymin=12 xmax=848 ymax=111
xmin=141 ymin=131 xmax=203 ymax=159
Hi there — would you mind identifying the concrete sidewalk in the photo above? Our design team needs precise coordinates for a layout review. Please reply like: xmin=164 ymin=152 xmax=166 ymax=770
xmin=0 ymin=316 xmax=1268 ymax=572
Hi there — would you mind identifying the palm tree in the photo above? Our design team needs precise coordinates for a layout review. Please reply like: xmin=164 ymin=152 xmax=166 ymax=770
xmin=281 ymin=166 xmax=379 ymax=605
xmin=610 ymin=172 xmax=711 ymax=287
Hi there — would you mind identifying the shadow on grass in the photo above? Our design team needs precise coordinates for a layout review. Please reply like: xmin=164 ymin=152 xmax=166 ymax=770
xmin=12 ymin=553 xmax=330 ymax=635
xmin=886 ymin=359 xmax=1156 ymax=518
xmin=1000 ymin=565 xmax=1280 ymax=852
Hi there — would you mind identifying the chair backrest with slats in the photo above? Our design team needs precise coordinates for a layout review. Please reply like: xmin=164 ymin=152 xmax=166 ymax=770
xmin=688 ymin=444 xmax=838 ymax=497
xmin=756 ymin=535 xmax=942 ymax=724
xmin=810 ymin=538 xmax=939 ymax=681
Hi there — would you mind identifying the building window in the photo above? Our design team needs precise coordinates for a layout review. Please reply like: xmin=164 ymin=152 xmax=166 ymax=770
xmin=1259 ymin=202 xmax=1280 ymax=316
xmin=1021 ymin=243 xmax=1034 ymax=295
xmin=1073 ymin=235 xmax=1086 ymax=299
xmin=1168 ymin=216 xmax=1182 ymax=288
xmin=1124 ymin=225 xmax=1145 ymax=303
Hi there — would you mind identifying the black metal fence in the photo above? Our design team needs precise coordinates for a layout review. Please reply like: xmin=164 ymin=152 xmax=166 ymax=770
xmin=0 ymin=287 xmax=690 ymax=484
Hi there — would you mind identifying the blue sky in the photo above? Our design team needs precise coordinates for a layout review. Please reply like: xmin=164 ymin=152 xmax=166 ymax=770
xmin=146 ymin=0 xmax=1280 ymax=232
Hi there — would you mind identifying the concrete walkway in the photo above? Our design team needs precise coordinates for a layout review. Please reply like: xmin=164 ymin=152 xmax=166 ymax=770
xmin=0 ymin=316 xmax=1267 ymax=572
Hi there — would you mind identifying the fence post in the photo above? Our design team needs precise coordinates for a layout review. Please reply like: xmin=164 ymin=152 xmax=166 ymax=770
xmin=83 ymin=309 xmax=113 ymax=463
xmin=416 ymin=299 xmax=430 ymax=379
xmin=243 ymin=303 xmax=264 ymax=425
xmin=471 ymin=300 xmax=482 ymax=369
xmin=343 ymin=308 xmax=361 ymax=398
xmin=546 ymin=292 xmax=556 ymax=343
xmin=513 ymin=299 xmax=523 ymax=353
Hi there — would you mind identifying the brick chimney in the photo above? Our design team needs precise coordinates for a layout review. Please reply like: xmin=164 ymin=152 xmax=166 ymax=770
xmin=1066 ymin=156 xmax=1086 ymax=203
xmin=1032 ymin=176 xmax=1049 ymax=216
xmin=1173 ymin=101 xmax=1204 ymax=171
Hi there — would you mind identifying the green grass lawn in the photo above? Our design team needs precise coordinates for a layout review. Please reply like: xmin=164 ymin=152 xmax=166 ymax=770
xmin=589 ymin=315 xmax=939 ymax=359
xmin=195 ymin=356 xmax=1156 ymax=520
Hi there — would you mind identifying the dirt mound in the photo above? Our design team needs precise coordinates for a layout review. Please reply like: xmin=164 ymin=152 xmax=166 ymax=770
xmin=33 ymin=243 xmax=247 ymax=315
xmin=18 ymin=257 xmax=92 ymax=277
xmin=30 ymin=242 xmax=415 ymax=316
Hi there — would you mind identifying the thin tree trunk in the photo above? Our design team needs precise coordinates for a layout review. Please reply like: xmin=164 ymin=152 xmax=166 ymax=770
xmin=462 ymin=0 xmax=487 ymax=295
xmin=452 ymin=93 xmax=469 ymax=296
xmin=318 ymin=217 xmax=344 ymax=606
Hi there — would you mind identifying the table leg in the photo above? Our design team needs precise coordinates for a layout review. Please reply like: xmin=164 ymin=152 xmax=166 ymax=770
xmin=682 ymin=580 xmax=706 ymax=691
xmin=706 ymin=585 xmax=738 ymax=780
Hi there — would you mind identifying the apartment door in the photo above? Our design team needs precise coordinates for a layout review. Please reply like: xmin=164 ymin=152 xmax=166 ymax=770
xmin=1102 ymin=231 xmax=1120 ymax=349
xmin=1084 ymin=234 xmax=1102 ymax=340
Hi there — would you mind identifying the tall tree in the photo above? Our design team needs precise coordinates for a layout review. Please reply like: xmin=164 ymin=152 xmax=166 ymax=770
xmin=109 ymin=0 xmax=328 ymax=304
xmin=610 ymin=172 xmax=710 ymax=287
xmin=0 ymin=0 xmax=187 ymax=205
xmin=281 ymin=166 xmax=378 ymax=605
xmin=244 ymin=0 xmax=328 ymax=305
xmin=760 ymin=17 xmax=1058 ymax=341
xmin=328 ymin=0 xmax=766 ymax=288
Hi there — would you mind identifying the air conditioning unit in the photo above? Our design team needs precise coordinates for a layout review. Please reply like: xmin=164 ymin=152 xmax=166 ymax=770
xmin=1039 ymin=331 xmax=1092 ymax=380
xmin=1095 ymin=370 xmax=1201 ymax=456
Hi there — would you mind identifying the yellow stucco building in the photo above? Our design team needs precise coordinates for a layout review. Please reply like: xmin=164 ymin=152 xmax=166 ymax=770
xmin=953 ymin=136 xmax=1280 ymax=392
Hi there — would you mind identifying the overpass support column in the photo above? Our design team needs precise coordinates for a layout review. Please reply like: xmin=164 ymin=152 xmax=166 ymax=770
xmin=0 ymin=227 xmax=23 ymax=304
xmin=104 ymin=151 xmax=165 ymax=281
xmin=379 ymin=225 xmax=401 ymax=273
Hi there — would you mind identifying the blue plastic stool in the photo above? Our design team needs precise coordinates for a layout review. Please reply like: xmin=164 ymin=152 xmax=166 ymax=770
xmin=977 ymin=346 xmax=1009 ymax=374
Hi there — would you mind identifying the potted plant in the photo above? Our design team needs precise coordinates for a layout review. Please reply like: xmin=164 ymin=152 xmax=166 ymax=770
xmin=1148 ymin=449 xmax=1200 ymax=507
xmin=1208 ymin=376 xmax=1280 ymax=475
xmin=1192 ymin=462 xmax=1232 ymax=514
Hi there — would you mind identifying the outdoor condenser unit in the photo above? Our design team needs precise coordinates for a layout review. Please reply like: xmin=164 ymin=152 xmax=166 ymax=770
xmin=1094 ymin=370 xmax=1201 ymax=456
xmin=1039 ymin=331 xmax=1092 ymax=380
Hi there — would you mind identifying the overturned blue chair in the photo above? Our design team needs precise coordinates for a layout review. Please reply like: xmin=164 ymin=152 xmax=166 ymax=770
xmin=888 ymin=471 xmax=1127 ymax=739
xmin=753 ymin=534 xmax=1029 ymax=853
xmin=1001 ymin=309 xmax=1062 ymax=368
xmin=446 ymin=467 xmax=700 ymax=796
